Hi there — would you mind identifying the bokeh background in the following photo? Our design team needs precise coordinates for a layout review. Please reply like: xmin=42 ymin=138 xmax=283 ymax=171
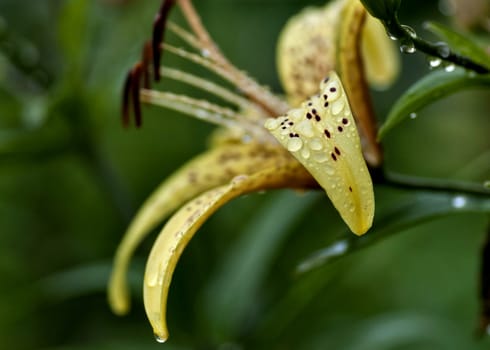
xmin=0 ymin=0 xmax=489 ymax=349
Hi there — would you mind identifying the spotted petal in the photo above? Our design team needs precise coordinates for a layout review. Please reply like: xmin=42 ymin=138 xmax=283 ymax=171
xmin=108 ymin=142 xmax=294 ymax=315
xmin=265 ymin=72 xmax=374 ymax=235
xmin=143 ymin=161 xmax=314 ymax=341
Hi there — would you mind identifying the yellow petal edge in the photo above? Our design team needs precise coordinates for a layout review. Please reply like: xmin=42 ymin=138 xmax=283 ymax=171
xmin=144 ymin=161 xmax=313 ymax=341
xmin=108 ymin=143 xmax=292 ymax=315
xmin=265 ymin=72 xmax=374 ymax=235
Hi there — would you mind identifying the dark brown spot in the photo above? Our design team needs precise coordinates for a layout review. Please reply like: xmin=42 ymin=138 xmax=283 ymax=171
xmin=289 ymin=133 xmax=294 ymax=138
xmin=315 ymin=115 xmax=321 ymax=122
xmin=312 ymin=108 xmax=317 ymax=115
xmin=307 ymin=102 xmax=313 ymax=106
xmin=334 ymin=147 xmax=341 ymax=156
xmin=331 ymin=153 xmax=337 ymax=161
xmin=330 ymin=87 xmax=336 ymax=92
xmin=324 ymin=129 xmax=331 ymax=138
xmin=323 ymin=77 xmax=329 ymax=83
xmin=288 ymin=121 xmax=294 ymax=126
xmin=323 ymin=94 xmax=328 ymax=100
xmin=337 ymin=126 xmax=343 ymax=132
xmin=306 ymin=112 xmax=312 ymax=119
xmin=349 ymin=186 xmax=353 ymax=192
xmin=342 ymin=118 xmax=349 ymax=125
xmin=324 ymin=102 xmax=329 ymax=107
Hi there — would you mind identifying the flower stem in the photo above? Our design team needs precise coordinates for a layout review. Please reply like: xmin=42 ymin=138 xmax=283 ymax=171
xmin=384 ymin=16 xmax=489 ymax=74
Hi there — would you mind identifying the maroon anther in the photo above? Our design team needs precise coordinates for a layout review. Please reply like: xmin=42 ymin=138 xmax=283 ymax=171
xmin=130 ymin=63 xmax=143 ymax=128
xmin=142 ymin=41 xmax=153 ymax=89
xmin=122 ymin=70 xmax=133 ymax=128
xmin=152 ymin=0 xmax=176 ymax=81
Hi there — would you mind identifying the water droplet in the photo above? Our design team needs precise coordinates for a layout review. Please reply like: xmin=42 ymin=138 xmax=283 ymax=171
xmin=409 ymin=112 xmax=417 ymax=119
xmin=401 ymin=25 xmax=417 ymax=38
xmin=435 ymin=42 xmax=450 ymax=58
xmin=324 ymin=165 xmax=335 ymax=175
xmin=331 ymin=100 xmax=345 ymax=115
xmin=452 ymin=195 xmax=466 ymax=208
xmin=386 ymin=29 xmax=398 ymax=40
xmin=309 ymin=138 xmax=323 ymax=151
xmin=154 ymin=333 xmax=167 ymax=343
xmin=427 ymin=56 xmax=442 ymax=68
xmin=287 ymin=137 xmax=303 ymax=152
xmin=313 ymin=152 xmax=329 ymax=163
xmin=444 ymin=63 xmax=455 ymax=72
xmin=201 ymin=49 xmax=210 ymax=58
xmin=300 ymin=147 xmax=310 ymax=159
xmin=400 ymin=39 xmax=416 ymax=54
xmin=232 ymin=174 xmax=248 ymax=185
xmin=264 ymin=118 xmax=280 ymax=130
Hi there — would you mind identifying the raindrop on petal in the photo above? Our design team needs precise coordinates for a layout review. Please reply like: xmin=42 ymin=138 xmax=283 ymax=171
xmin=409 ymin=112 xmax=417 ymax=119
xmin=201 ymin=49 xmax=210 ymax=58
xmin=154 ymin=334 xmax=167 ymax=343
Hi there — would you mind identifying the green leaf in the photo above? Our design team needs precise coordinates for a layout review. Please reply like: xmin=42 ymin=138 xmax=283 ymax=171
xmin=58 ymin=0 xmax=90 ymax=75
xmin=424 ymin=21 xmax=490 ymax=70
xmin=296 ymin=187 xmax=490 ymax=274
xmin=378 ymin=68 xmax=490 ymax=139
xmin=201 ymin=191 xmax=318 ymax=341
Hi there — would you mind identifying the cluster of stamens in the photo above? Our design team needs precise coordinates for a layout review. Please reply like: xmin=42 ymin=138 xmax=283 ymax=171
xmin=122 ymin=0 xmax=176 ymax=128
xmin=120 ymin=0 xmax=289 ymax=144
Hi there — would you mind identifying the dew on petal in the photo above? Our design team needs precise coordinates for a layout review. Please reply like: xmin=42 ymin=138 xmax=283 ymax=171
xmin=287 ymin=137 xmax=303 ymax=152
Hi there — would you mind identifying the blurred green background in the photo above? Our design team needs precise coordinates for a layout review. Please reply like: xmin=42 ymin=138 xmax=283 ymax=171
xmin=0 ymin=0 xmax=489 ymax=349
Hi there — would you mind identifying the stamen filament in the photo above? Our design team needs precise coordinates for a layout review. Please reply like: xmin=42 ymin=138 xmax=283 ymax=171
xmin=140 ymin=89 xmax=270 ymax=140
xmin=160 ymin=66 xmax=252 ymax=112
xmin=162 ymin=43 xmax=289 ymax=117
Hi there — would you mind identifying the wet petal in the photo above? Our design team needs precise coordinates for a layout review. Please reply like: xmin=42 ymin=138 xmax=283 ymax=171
xmin=108 ymin=143 xmax=293 ymax=315
xmin=265 ymin=72 xmax=374 ymax=235
xmin=337 ymin=0 xmax=383 ymax=166
xmin=362 ymin=14 xmax=400 ymax=89
xmin=143 ymin=161 xmax=314 ymax=341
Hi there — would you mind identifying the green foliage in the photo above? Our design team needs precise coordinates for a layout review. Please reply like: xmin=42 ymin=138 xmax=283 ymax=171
xmin=424 ymin=21 xmax=490 ymax=70
xmin=378 ymin=68 xmax=490 ymax=139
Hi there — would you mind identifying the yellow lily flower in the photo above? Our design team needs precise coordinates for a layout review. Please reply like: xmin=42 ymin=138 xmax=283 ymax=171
xmin=108 ymin=0 xmax=399 ymax=342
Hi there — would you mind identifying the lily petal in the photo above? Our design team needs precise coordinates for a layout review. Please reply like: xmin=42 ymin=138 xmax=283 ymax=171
xmin=143 ymin=161 xmax=314 ymax=341
xmin=276 ymin=0 xmax=343 ymax=107
xmin=337 ymin=0 xmax=383 ymax=166
xmin=361 ymin=15 xmax=400 ymax=89
xmin=108 ymin=142 xmax=294 ymax=315
xmin=265 ymin=72 xmax=374 ymax=235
